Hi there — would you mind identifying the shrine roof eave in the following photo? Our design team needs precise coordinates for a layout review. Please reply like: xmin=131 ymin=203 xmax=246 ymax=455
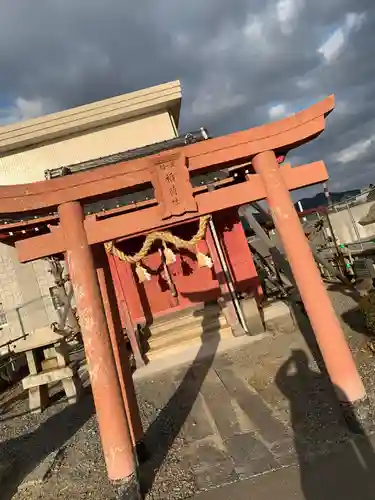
xmin=0 ymin=80 xmax=182 ymax=155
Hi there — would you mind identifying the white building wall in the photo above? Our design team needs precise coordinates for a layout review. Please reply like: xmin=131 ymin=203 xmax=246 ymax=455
xmin=328 ymin=202 xmax=375 ymax=244
xmin=0 ymin=109 xmax=178 ymax=353
xmin=0 ymin=111 xmax=176 ymax=185
xmin=0 ymin=245 xmax=58 ymax=355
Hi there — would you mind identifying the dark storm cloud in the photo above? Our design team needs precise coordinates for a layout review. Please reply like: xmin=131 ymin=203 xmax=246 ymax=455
xmin=0 ymin=0 xmax=374 ymax=191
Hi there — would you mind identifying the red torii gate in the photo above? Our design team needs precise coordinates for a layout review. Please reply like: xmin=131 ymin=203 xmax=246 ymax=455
xmin=0 ymin=95 xmax=365 ymax=495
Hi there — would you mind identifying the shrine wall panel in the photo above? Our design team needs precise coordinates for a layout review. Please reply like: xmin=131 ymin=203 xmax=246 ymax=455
xmin=214 ymin=209 xmax=261 ymax=298
xmin=112 ymin=222 xmax=222 ymax=324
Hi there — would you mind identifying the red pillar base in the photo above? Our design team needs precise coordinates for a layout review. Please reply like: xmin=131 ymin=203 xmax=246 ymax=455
xmin=113 ymin=472 xmax=141 ymax=500
xmin=341 ymin=397 xmax=375 ymax=435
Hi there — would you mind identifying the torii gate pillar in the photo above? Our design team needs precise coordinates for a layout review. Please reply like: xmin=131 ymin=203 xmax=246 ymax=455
xmin=58 ymin=201 xmax=140 ymax=497
xmin=252 ymin=151 xmax=366 ymax=403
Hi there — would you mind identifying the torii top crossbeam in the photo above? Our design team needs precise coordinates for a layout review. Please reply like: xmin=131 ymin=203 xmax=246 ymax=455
xmin=0 ymin=95 xmax=334 ymax=263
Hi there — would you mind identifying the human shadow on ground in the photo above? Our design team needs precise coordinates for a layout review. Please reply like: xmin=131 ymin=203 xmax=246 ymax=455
xmin=276 ymin=349 xmax=375 ymax=500
xmin=139 ymin=299 xmax=222 ymax=496
xmin=0 ymin=387 xmax=94 ymax=500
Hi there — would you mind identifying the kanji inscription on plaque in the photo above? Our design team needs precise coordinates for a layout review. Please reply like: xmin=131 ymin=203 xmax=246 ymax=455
xmin=149 ymin=152 xmax=197 ymax=220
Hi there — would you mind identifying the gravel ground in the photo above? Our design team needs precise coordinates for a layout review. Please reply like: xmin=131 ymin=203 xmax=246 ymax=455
xmin=0 ymin=284 xmax=374 ymax=500
xmin=0 ymin=370 xmax=198 ymax=500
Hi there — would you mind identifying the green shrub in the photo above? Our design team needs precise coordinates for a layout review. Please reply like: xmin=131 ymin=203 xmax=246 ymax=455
xmin=359 ymin=289 xmax=375 ymax=335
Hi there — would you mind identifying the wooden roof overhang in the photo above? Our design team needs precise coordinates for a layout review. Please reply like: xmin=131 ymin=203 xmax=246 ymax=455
xmin=0 ymin=95 xmax=334 ymax=263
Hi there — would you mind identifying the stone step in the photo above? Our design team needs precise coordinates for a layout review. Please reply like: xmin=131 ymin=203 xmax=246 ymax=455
xmin=146 ymin=326 xmax=233 ymax=362
xmin=149 ymin=303 xmax=223 ymax=337
xmin=215 ymin=366 xmax=291 ymax=448
xmin=183 ymin=437 xmax=238 ymax=491
xmin=148 ymin=315 xmax=228 ymax=350
xmin=199 ymin=369 xmax=253 ymax=439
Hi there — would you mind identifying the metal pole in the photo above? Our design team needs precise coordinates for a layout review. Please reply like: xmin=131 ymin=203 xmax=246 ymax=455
xmin=323 ymin=182 xmax=332 ymax=206
xmin=208 ymin=217 xmax=249 ymax=334
xmin=297 ymin=201 xmax=307 ymax=222
xmin=240 ymin=205 xmax=295 ymax=287
xmin=346 ymin=202 xmax=364 ymax=251
xmin=324 ymin=209 xmax=345 ymax=273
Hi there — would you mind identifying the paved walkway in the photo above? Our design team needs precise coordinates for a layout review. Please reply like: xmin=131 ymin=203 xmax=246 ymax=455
xmin=136 ymin=287 xmax=375 ymax=498
xmin=194 ymin=434 xmax=375 ymax=500
xmin=0 ymin=287 xmax=375 ymax=499
xmin=137 ymin=331 xmax=364 ymax=498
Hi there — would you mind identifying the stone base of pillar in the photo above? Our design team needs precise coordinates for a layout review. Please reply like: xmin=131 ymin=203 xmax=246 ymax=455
xmin=114 ymin=471 xmax=141 ymax=500
xmin=216 ymin=297 xmax=243 ymax=337
xmin=240 ymin=296 xmax=265 ymax=336
xmin=341 ymin=397 xmax=375 ymax=435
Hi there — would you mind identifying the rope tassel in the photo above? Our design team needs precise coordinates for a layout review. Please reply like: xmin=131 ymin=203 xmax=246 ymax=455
xmin=196 ymin=250 xmax=213 ymax=269
xmin=163 ymin=242 xmax=177 ymax=265
xmin=135 ymin=263 xmax=151 ymax=283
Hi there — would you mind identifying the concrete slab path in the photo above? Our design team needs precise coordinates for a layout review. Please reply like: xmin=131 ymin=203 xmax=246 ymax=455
xmin=1 ymin=287 xmax=375 ymax=499
xmin=194 ymin=434 xmax=375 ymax=500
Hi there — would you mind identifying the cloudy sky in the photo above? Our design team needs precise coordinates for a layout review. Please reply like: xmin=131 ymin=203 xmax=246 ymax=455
xmin=0 ymin=0 xmax=374 ymax=196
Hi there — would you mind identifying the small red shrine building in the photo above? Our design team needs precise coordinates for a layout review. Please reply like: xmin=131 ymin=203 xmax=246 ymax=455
xmin=0 ymin=80 xmax=263 ymax=359
xmin=111 ymin=207 xmax=260 ymax=322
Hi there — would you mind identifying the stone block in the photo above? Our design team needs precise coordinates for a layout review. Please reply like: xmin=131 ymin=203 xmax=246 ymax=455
xmin=29 ymin=385 xmax=49 ymax=413
xmin=11 ymin=326 xmax=68 ymax=353
xmin=215 ymin=367 xmax=290 ymax=446
xmin=263 ymin=300 xmax=296 ymax=334
xmin=54 ymin=342 xmax=70 ymax=367
xmin=18 ymin=449 xmax=62 ymax=490
xmin=41 ymin=357 xmax=59 ymax=371
xmin=43 ymin=347 xmax=56 ymax=359
xmin=187 ymin=438 xmax=238 ymax=490
xmin=224 ymin=432 xmax=278 ymax=478
xmin=22 ymin=366 xmax=74 ymax=390
xmin=0 ymin=459 xmax=14 ymax=483
xmin=62 ymin=376 xmax=80 ymax=404
xmin=241 ymin=297 xmax=265 ymax=335
xmin=26 ymin=349 xmax=41 ymax=375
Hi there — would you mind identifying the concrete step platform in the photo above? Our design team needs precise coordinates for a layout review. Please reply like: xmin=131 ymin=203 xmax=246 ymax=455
xmin=144 ymin=302 xmax=231 ymax=360
xmin=146 ymin=326 xmax=233 ymax=362
xmin=149 ymin=303 xmax=224 ymax=337
xmin=148 ymin=320 xmax=229 ymax=351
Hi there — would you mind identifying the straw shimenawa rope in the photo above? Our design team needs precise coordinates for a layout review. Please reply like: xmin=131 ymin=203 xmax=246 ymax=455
xmin=104 ymin=215 xmax=211 ymax=265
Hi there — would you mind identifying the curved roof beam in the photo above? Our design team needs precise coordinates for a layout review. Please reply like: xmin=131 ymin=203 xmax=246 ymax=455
xmin=0 ymin=95 xmax=334 ymax=214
